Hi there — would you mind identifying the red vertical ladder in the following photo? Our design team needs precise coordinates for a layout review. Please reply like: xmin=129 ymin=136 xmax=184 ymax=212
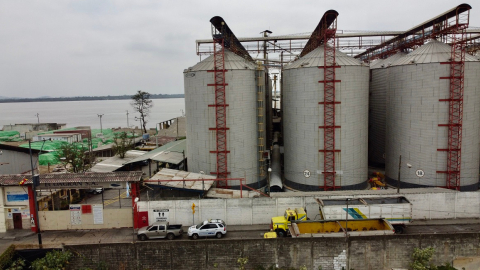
xmin=208 ymin=35 xmax=230 ymax=188
xmin=318 ymin=13 xmax=340 ymax=190
xmin=437 ymin=10 xmax=469 ymax=190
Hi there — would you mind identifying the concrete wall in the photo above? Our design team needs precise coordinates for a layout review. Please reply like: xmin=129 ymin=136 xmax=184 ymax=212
xmin=138 ymin=191 xmax=480 ymax=225
xmin=66 ymin=233 xmax=480 ymax=270
xmin=39 ymin=208 xmax=132 ymax=230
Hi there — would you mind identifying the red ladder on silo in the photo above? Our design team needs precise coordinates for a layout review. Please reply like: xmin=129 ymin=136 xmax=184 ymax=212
xmin=318 ymin=13 xmax=340 ymax=191
xmin=208 ymin=35 xmax=230 ymax=188
xmin=437 ymin=11 xmax=469 ymax=190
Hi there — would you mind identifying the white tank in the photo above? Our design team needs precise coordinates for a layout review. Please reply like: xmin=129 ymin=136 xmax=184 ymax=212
xmin=369 ymin=52 xmax=407 ymax=167
xmin=385 ymin=40 xmax=480 ymax=191
xmin=184 ymin=50 xmax=266 ymax=188
xmin=282 ymin=46 xmax=370 ymax=191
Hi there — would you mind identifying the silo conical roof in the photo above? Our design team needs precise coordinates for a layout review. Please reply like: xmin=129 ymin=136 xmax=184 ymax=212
xmin=186 ymin=50 xmax=256 ymax=71
xmin=370 ymin=52 xmax=407 ymax=69
xmin=391 ymin=40 xmax=478 ymax=66
xmin=285 ymin=45 xmax=362 ymax=69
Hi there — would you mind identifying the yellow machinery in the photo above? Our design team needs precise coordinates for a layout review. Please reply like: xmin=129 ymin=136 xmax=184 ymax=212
xmin=270 ymin=208 xmax=307 ymax=237
xmin=289 ymin=219 xmax=395 ymax=238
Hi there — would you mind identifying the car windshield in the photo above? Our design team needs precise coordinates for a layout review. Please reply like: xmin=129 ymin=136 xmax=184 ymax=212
xmin=196 ymin=223 xmax=204 ymax=229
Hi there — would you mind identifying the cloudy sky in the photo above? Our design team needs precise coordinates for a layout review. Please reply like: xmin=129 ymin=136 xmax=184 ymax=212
xmin=0 ymin=0 xmax=478 ymax=98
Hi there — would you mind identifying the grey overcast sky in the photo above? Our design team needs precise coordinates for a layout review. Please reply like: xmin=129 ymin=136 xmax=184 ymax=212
xmin=0 ymin=0 xmax=478 ymax=98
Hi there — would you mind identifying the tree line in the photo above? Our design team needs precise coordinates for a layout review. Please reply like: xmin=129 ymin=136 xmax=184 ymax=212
xmin=0 ymin=93 xmax=183 ymax=103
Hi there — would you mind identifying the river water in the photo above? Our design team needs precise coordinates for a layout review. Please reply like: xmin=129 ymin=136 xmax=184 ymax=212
xmin=0 ymin=98 xmax=185 ymax=130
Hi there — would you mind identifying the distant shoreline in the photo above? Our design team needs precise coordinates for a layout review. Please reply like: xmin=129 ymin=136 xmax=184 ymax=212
xmin=0 ymin=94 xmax=184 ymax=103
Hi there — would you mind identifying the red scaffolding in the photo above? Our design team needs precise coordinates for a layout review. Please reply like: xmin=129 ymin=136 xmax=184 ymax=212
xmin=436 ymin=9 xmax=470 ymax=190
xmin=208 ymin=33 xmax=230 ymax=188
xmin=317 ymin=11 xmax=340 ymax=190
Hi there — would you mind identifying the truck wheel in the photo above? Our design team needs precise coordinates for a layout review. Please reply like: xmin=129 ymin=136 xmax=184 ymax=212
xmin=167 ymin=233 xmax=175 ymax=240
xmin=276 ymin=230 xmax=286 ymax=237
xmin=192 ymin=234 xmax=199 ymax=240
xmin=394 ymin=226 xmax=404 ymax=234
xmin=139 ymin=234 xmax=147 ymax=241
xmin=216 ymin=232 xmax=222 ymax=239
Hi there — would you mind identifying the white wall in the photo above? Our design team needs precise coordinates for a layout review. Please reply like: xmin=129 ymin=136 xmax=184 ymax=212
xmin=39 ymin=208 xmax=132 ymax=230
xmin=138 ymin=192 xmax=480 ymax=226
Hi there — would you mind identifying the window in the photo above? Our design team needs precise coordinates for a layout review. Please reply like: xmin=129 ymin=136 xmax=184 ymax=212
xmin=159 ymin=225 xmax=165 ymax=231
xmin=209 ymin=224 xmax=218 ymax=229
xmin=200 ymin=225 xmax=208 ymax=230
xmin=148 ymin=226 xmax=158 ymax=231
xmin=218 ymin=224 xmax=224 ymax=228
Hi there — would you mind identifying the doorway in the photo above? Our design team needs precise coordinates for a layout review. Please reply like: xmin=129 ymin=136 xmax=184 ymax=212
xmin=13 ymin=213 xmax=22 ymax=229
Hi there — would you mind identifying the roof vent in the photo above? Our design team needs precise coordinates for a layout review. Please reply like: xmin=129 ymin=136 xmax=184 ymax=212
xmin=410 ymin=60 xmax=415 ymax=64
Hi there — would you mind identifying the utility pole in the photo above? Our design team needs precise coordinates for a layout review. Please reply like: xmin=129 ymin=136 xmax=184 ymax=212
xmin=126 ymin=110 xmax=130 ymax=128
xmin=97 ymin=114 xmax=104 ymax=133
xmin=35 ymin=113 xmax=39 ymax=124
xmin=29 ymin=141 xmax=42 ymax=247
xmin=261 ymin=30 xmax=272 ymax=66
xmin=397 ymin=155 xmax=402 ymax=193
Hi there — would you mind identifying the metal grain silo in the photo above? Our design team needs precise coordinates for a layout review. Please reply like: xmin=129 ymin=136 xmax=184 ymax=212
xmin=369 ymin=52 xmax=407 ymax=167
xmin=184 ymin=50 xmax=267 ymax=188
xmin=283 ymin=46 xmax=370 ymax=191
xmin=385 ymin=40 xmax=480 ymax=191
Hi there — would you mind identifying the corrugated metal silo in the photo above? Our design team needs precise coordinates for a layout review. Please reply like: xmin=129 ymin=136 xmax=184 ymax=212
xmin=184 ymin=50 xmax=267 ymax=188
xmin=385 ymin=40 xmax=480 ymax=190
xmin=369 ymin=52 xmax=407 ymax=167
xmin=283 ymin=46 xmax=370 ymax=190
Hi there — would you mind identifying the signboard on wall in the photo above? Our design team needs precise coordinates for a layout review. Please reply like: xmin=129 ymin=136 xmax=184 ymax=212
xmin=39 ymin=182 xmax=125 ymax=189
xmin=153 ymin=209 xmax=169 ymax=222
xmin=70 ymin=204 xmax=81 ymax=225
xmin=93 ymin=205 xmax=103 ymax=224
xmin=6 ymin=191 xmax=29 ymax=202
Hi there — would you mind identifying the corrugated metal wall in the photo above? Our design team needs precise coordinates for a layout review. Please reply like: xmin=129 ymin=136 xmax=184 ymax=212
xmin=184 ymin=50 xmax=266 ymax=188
xmin=385 ymin=41 xmax=480 ymax=190
xmin=282 ymin=46 xmax=369 ymax=190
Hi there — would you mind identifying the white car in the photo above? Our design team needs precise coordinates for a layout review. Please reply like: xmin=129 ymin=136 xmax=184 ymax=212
xmin=188 ymin=219 xmax=227 ymax=240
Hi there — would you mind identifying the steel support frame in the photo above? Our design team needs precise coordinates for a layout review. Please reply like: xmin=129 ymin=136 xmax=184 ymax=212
xmin=437 ymin=12 xmax=469 ymax=190
xmin=208 ymin=34 xmax=230 ymax=188
xmin=318 ymin=16 xmax=340 ymax=191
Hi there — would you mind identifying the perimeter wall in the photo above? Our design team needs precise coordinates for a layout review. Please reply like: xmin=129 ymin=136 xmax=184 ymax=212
xmin=138 ymin=190 xmax=480 ymax=225
xmin=66 ymin=233 xmax=480 ymax=270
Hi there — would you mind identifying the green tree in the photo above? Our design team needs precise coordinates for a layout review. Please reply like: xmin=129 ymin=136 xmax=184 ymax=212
xmin=131 ymin=90 xmax=153 ymax=134
xmin=112 ymin=132 xmax=133 ymax=158
xmin=31 ymin=250 xmax=72 ymax=270
xmin=410 ymin=247 xmax=437 ymax=270
xmin=56 ymin=143 xmax=93 ymax=173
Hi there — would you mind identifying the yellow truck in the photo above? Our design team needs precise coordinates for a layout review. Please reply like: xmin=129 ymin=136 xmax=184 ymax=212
xmin=289 ymin=219 xmax=395 ymax=238
xmin=270 ymin=208 xmax=307 ymax=237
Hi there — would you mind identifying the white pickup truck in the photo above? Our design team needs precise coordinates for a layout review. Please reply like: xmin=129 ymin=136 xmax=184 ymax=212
xmin=137 ymin=221 xmax=183 ymax=241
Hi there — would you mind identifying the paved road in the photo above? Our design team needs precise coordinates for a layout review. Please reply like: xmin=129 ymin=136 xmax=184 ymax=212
xmin=1 ymin=221 xmax=479 ymax=251
xmin=1 ymin=219 xmax=480 ymax=253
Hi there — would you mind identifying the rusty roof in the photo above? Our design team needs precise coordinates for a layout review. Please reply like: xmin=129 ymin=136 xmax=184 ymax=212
xmin=0 ymin=171 xmax=143 ymax=186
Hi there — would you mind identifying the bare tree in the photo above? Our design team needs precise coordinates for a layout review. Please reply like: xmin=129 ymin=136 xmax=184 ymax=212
xmin=131 ymin=90 xmax=153 ymax=133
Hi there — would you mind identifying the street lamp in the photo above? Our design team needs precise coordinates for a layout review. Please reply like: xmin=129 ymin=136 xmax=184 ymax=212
xmin=267 ymin=168 xmax=272 ymax=193
xmin=132 ymin=197 xmax=139 ymax=243
xmin=97 ymin=114 xmax=104 ymax=133
xmin=397 ymin=155 xmax=413 ymax=193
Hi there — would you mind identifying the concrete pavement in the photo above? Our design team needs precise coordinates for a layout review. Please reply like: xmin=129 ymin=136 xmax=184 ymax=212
xmin=1 ymin=218 xmax=479 ymax=255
